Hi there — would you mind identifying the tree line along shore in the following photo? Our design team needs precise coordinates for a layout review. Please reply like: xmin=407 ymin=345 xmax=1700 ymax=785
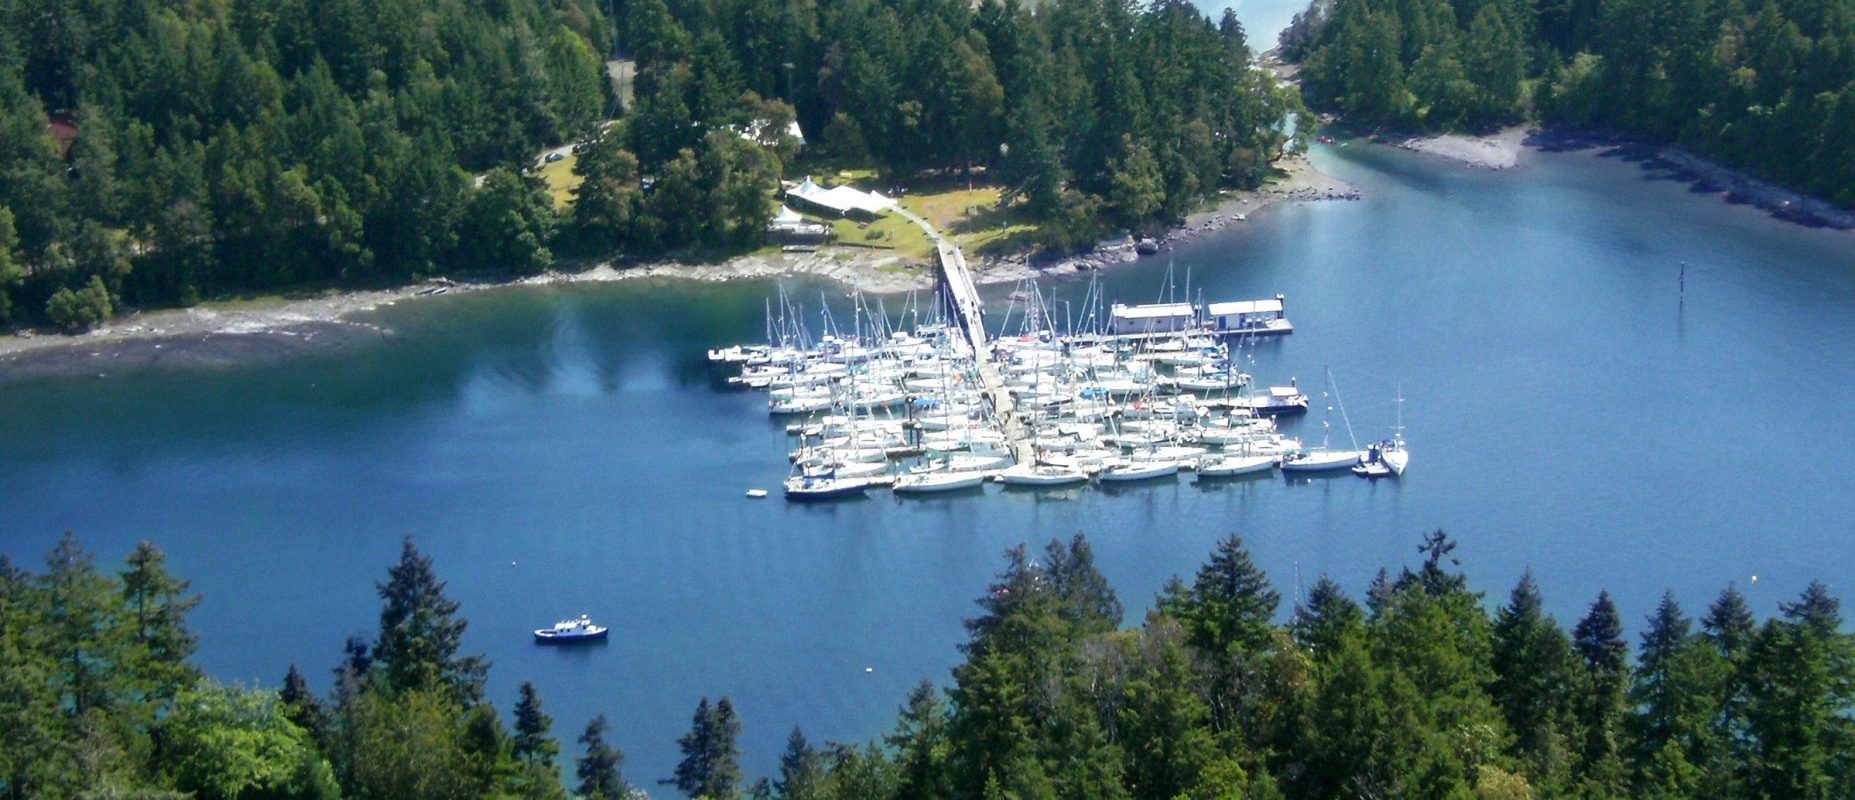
xmin=1276 ymin=0 xmax=1855 ymax=213
xmin=0 ymin=0 xmax=1302 ymax=337
xmin=3 ymin=529 xmax=1852 ymax=799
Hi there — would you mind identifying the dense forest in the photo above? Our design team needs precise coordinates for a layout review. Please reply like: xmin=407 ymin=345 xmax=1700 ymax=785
xmin=1279 ymin=0 xmax=1855 ymax=207
xmin=5 ymin=529 xmax=1852 ymax=799
xmin=0 ymin=0 xmax=1300 ymax=332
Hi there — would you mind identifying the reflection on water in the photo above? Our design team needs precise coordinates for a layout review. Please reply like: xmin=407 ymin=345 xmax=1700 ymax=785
xmin=4 ymin=142 xmax=1854 ymax=783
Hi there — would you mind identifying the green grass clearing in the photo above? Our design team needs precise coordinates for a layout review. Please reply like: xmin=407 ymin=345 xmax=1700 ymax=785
xmin=536 ymin=154 xmax=582 ymax=209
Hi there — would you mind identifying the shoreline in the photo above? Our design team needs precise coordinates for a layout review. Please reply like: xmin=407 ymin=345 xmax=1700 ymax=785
xmin=0 ymin=155 xmax=1359 ymax=376
xmin=1365 ymin=123 xmax=1855 ymax=231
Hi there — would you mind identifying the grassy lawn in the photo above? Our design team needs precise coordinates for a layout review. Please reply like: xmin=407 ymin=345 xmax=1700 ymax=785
xmin=831 ymin=213 xmax=935 ymax=259
xmin=898 ymin=186 xmax=1041 ymax=256
xmin=536 ymin=154 xmax=582 ymax=209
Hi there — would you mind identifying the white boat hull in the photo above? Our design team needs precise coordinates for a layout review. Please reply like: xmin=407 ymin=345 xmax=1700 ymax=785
xmin=1197 ymin=454 xmax=1278 ymax=477
xmin=1282 ymin=450 xmax=1365 ymax=472
xmin=997 ymin=465 xmax=1089 ymax=487
xmin=894 ymin=472 xmax=988 ymax=494
xmin=1098 ymin=462 xmax=1180 ymax=482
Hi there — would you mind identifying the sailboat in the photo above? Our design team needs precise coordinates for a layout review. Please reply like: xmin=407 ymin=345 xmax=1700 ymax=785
xmin=1357 ymin=386 xmax=1410 ymax=477
xmin=1281 ymin=368 xmax=1367 ymax=473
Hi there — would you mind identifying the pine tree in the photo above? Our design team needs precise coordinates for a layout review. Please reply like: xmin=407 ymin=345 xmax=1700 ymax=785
xmin=1291 ymin=575 xmax=1363 ymax=659
xmin=676 ymin=696 xmax=743 ymax=799
xmin=512 ymin=681 xmax=559 ymax=768
xmin=575 ymin=715 xmax=627 ymax=800
xmin=370 ymin=537 xmax=487 ymax=702
xmin=1490 ymin=570 xmax=1577 ymax=786
xmin=118 ymin=540 xmax=200 ymax=706
xmin=886 ymin=680 xmax=953 ymax=800
xmin=775 ymin=727 xmax=822 ymax=800
xmin=1573 ymin=590 xmax=1630 ymax=793
xmin=1160 ymin=533 xmax=1281 ymax=659
xmin=280 ymin=663 xmax=329 ymax=745
xmin=1044 ymin=534 xmax=1122 ymax=635
xmin=1742 ymin=582 xmax=1855 ymax=800
xmin=1627 ymin=592 xmax=1723 ymax=797
xmin=40 ymin=531 xmax=119 ymax=717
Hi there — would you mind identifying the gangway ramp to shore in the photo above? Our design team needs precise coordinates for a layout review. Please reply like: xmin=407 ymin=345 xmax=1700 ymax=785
xmin=895 ymin=208 xmax=1033 ymax=466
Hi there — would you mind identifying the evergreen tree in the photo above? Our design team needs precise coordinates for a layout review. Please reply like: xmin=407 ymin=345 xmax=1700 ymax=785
xmin=886 ymin=680 xmax=954 ymax=800
xmin=279 ymin=663 xmax=329 ymax=746
xmin=1043 ymin=533 xmax=1122 ymax=635
xmin=1291 ymin=575 xmax=1364 ymax=659
xmin=1489 ymin=570 xmax=1577 ymax=786
xmin=370 ymin=537 xmax=487 ymax=702
xmin=118 ymin=540 xmax=200 ymax=707
xmin=512 ymin=681 xmax=559 ymax=768
xmin=1572 ymin=590 xmax=1630 ymax=793
xmin=1627 ymin=592 xmax=1724 ymax=797
xmin=676 ymin=696 xmax=744 ymax=799
xmin=1160 ymin=533 xmax=1281 ymax=659
xmin=1742 ymin=582 xmax=1855 ymax=800
xmin=776 ymin=727 xmax=823 ymax=800
xmin=576 ymin=714 xmax=627 ymax=800
xmin=40 ymin=531 xmax=119 ymax=717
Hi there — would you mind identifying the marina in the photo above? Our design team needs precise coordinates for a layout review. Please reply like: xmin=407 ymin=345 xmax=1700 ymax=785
xmin=8 ymin=140 xmax=1854 ymax=783
xmin=707 ymin=277 xmax=1398 ymax=499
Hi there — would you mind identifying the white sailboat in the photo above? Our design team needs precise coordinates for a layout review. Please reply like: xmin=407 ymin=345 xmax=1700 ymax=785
xmin=1098 ymin=460 xmax=1181 ymax=482
xmin=1281 ymin=368 xmax=1366 ymax=473
xmin=997 ymin=463 xmax=1089 ymax=487
xmin=1196 ymin=453 xmax=1279 ymax=477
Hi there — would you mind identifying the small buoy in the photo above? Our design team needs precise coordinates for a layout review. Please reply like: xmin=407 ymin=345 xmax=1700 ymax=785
xmin=1751 ymin=575 xmax=1758 ymax=584
xmin=864 ymin=667 xmax=874 ymax=673
xmin=510 ymin=561 xmax=517 ymax=567
xmin=746 ymin=488 xmax=769 ymax=499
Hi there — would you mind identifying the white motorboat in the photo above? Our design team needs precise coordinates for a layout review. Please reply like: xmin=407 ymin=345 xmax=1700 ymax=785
xmin=1097 ymin=460 xmax=1180 ymax=482
xmin=997 ymin=463 xmax=1089 ymax=487
xmin=1196 ymin=454 xmax=1278 ymax=477
xmin=893 ymin=471 xmax=988 ymax=494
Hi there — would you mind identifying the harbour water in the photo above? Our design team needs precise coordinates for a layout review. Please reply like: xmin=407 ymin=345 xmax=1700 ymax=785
xmin=4 ymin=141 xmax=1854 ymax=783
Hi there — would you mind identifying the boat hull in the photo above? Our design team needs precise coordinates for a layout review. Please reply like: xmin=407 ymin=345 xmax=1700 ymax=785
xmin=1098 ymin=462 xmax=1180 ymax=482
xmin=1282 ymin=451 xmax=1365 ymax=472
xmin=1197 ymin=455 xmax=1278 ymax=477
xmin=534 ymin=628 xmax=609 ymax=644
xmin=894 ymin=473 xmax=988 ymax=494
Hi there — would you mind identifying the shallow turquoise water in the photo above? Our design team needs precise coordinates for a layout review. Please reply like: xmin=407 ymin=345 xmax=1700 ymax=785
xmin=4 ymin=141 xmax=1853 ymax=784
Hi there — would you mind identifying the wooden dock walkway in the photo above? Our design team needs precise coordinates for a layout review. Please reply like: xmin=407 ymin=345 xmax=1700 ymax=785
xmin=894 ymin=208 xmax=1033 ymax=466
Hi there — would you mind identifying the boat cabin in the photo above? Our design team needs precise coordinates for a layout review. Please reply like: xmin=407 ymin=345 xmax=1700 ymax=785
xmin=1109 ymin=303 xmax=1195 ymax=335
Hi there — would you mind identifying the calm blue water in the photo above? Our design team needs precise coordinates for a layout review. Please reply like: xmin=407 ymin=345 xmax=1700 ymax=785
xmin=4 ymin=141 xmax=1854 ymax=787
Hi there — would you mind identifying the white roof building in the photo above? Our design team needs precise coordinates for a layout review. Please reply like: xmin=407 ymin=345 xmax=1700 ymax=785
xmin=787 ymin=177 xmax=896 ymax=218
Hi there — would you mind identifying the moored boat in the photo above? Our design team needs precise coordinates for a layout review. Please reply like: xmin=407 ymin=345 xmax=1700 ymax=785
xmin=893 ymin=470 xmax=988 ymax=494
xmin=997 ymin=463 xmax=1089 ymax=487
xmin=534 ymin=615 xmax=608 ymax=644
xmin=1098 ymin=460 xmax=1180 ymax=482
xmin=1281 ymin=449 xmax=1365 ymax=472
xmin=1196 ymin=453 xmax=1278 ymax=477
xmin=784 ymin=470 xmax=871 ymax=500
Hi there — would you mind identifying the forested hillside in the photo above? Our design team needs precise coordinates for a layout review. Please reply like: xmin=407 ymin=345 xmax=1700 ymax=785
xmin=1279 ymin=0 xmax=1855 ymax=207
xmin=0 ymin=0 xmax=1302 ymax=332
xmin=0 ymin=0 xmax=614 ymax=328
xmin=5 ymin=529 xmax=1851 ymax=798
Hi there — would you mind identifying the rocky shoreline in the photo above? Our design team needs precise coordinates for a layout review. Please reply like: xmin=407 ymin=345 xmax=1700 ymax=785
xmin=0 ymin=155 xmax=1360 ymax=375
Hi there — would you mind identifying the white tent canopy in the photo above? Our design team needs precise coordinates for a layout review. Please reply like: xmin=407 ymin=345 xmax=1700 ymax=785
xmin=787 ymin=177 xmax=895 ymax=217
